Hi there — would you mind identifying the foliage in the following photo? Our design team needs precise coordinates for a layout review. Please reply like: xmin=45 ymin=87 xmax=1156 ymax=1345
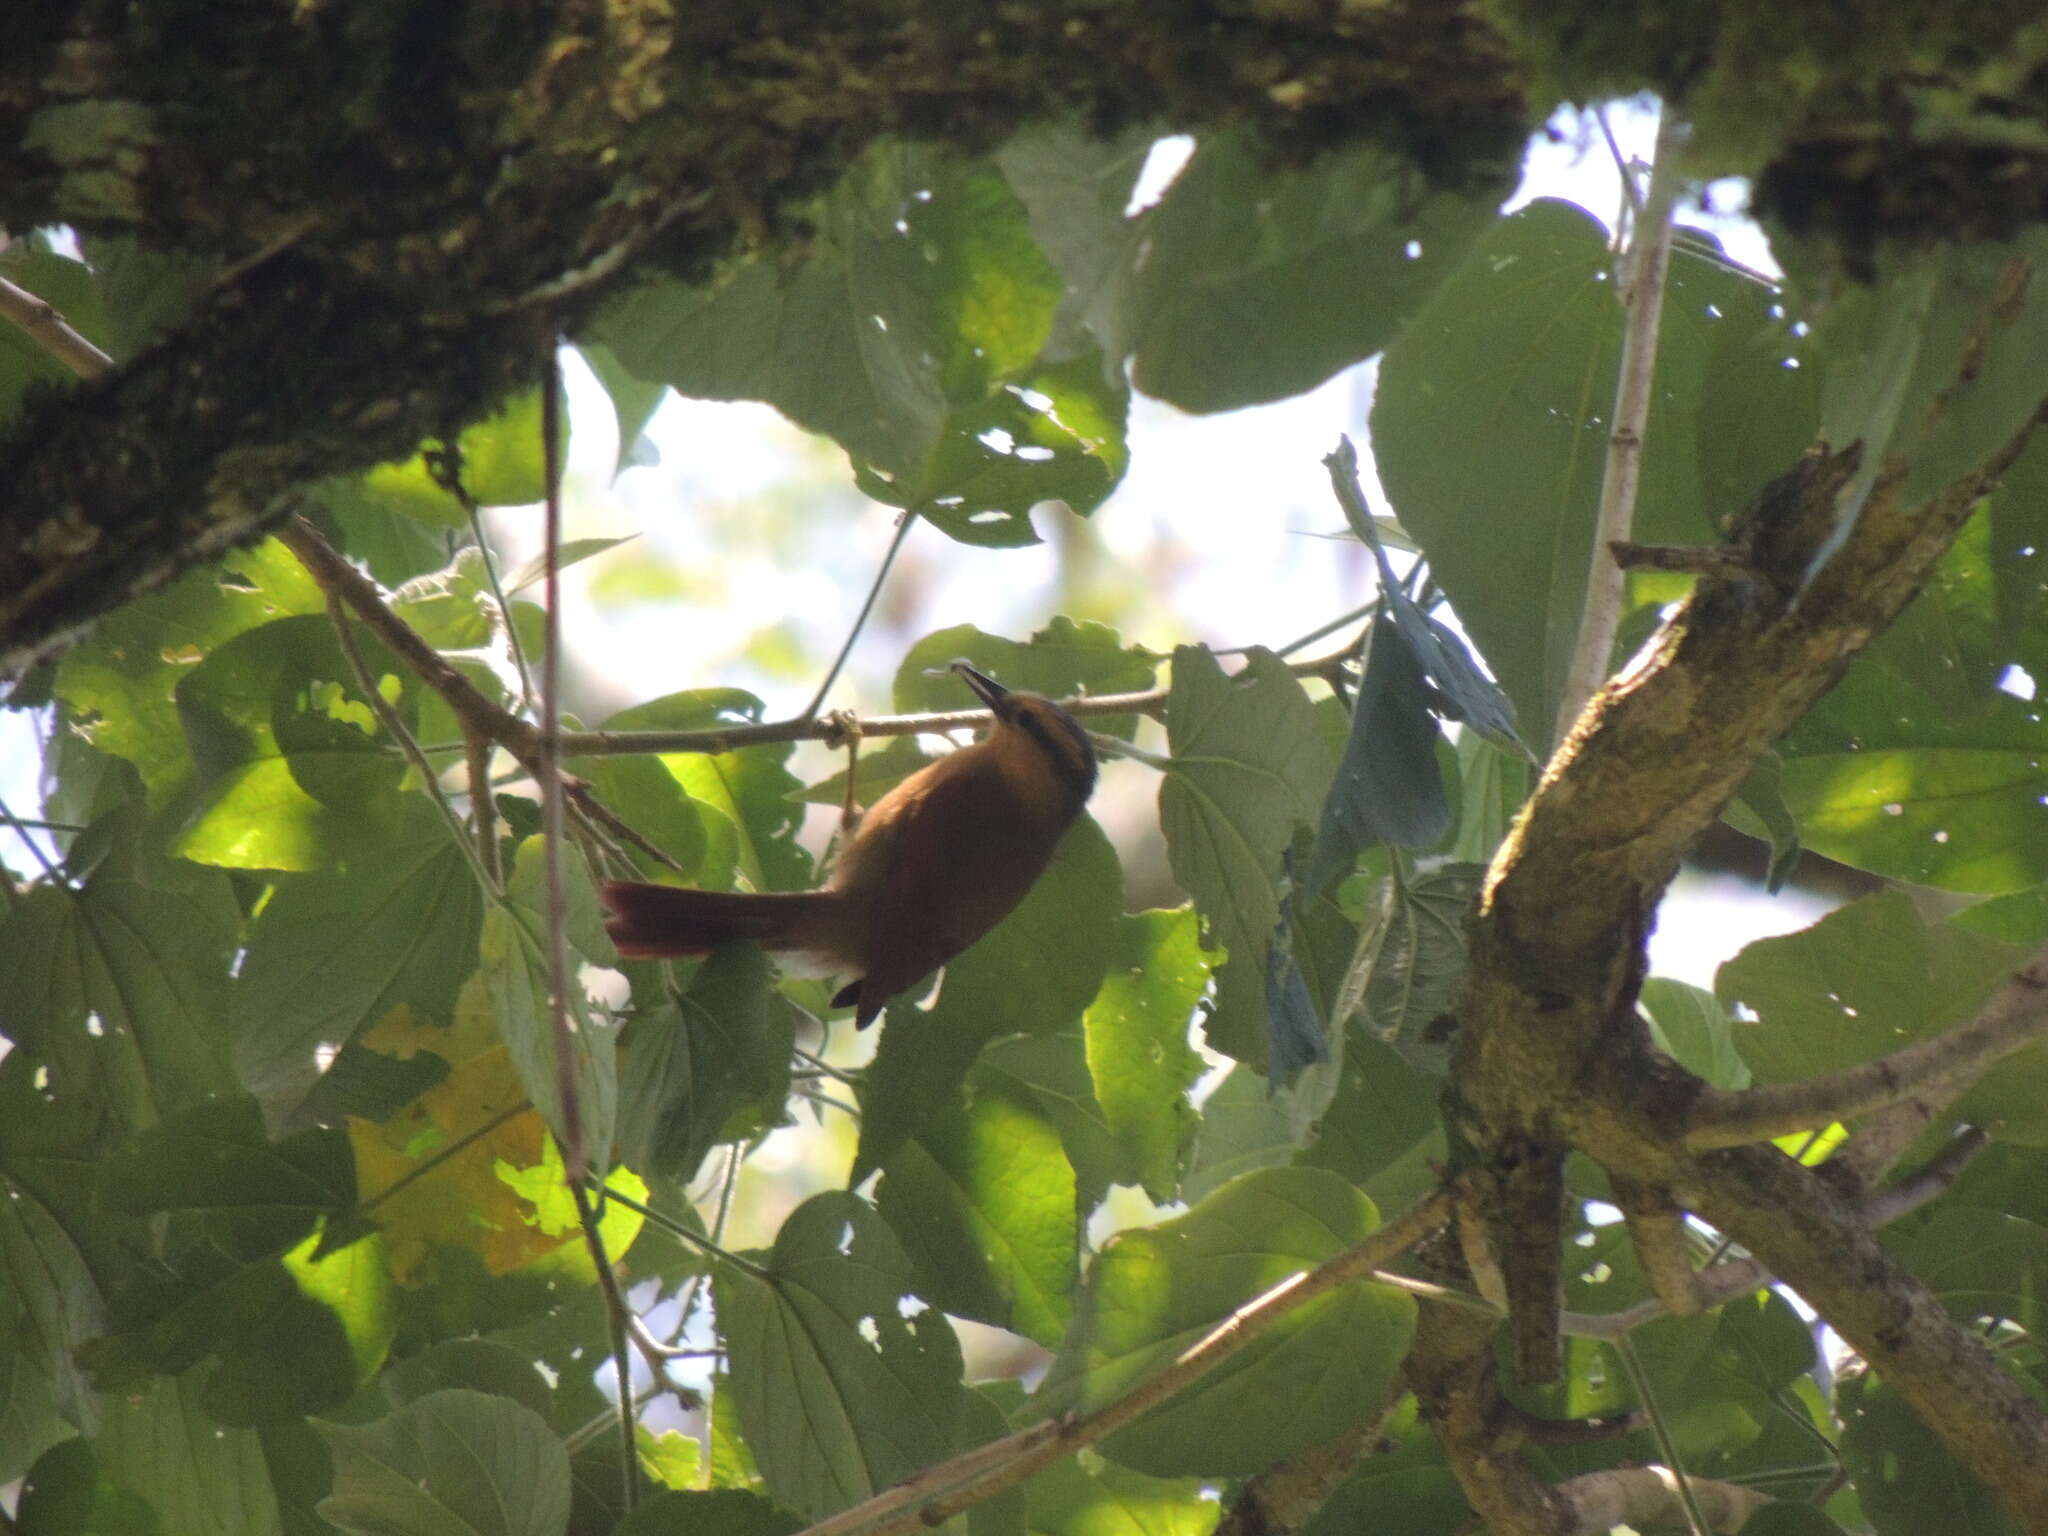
xmin=7 ymin=102 xmax=2048 ymax=1536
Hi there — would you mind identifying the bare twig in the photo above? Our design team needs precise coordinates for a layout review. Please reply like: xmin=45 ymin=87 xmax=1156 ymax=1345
xmin=1613 ymin=1335 xmax=1708 ymax=1536
xmin=792 ymin=1186 xmax=1454 ymax=1536
xmin=325 ymin=592 xmax=496 ymax=891
xmin=536 ymin=351 xmax=585 ymax=1181
xmin=569 ymin=1178 xmax=640 ymax=1513
xmin=280 ymin=514 xmax=685 ymax=873
xmin=0 ymin=790 xmax=64 ymax=885
xmin=0 ymin=273 xmax=113 ymax=380
xmin=1861 ymin=1126 xmax=1991 ymax=1226
xmin=803 ymin=508 xmax=919 ymax=722
xmin=1684 ymin=937 xmax=2048 ymax=1151
xmin=1554 ymin=107 xmax=1684 ymax=744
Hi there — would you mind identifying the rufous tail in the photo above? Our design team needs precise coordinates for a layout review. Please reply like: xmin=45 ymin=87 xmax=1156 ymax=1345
xmin=599 ymin=881 xmax=845 ymax=960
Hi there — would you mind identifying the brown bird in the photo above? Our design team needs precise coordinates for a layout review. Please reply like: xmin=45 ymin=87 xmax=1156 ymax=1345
xmin=600 ymin=662 xmax=1097 ymax=1028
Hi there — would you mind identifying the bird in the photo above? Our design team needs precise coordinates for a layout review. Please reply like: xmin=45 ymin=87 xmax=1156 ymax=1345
xmin=599 ymin=661 xmax=1098 ymax=1028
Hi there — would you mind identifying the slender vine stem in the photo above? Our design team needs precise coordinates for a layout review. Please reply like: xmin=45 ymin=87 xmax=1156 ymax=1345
xmin=536 ymin=350 xmax=585 ymax=1181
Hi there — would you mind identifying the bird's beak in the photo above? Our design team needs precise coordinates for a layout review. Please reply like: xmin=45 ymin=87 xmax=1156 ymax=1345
xmin=951 ymin=660 xmax=1011 ymax=715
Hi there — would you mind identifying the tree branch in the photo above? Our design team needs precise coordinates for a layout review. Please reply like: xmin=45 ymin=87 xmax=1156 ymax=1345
xmin=0 ymin=273 xmax=112 ymax=381
xmin=791 ymin=1186 xmax=1453 ymax=1536
xmin=1554 ymin=106 xmax=1684 ymax=744
xmin=1684 ymin=937 xmax=2048 ymax=1150
xmin=1553 ymin=1466 xmax=1769 ymax=1536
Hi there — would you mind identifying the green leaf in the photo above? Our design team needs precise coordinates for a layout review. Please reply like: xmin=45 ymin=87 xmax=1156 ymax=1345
xmin=317 ymin=1388 xmax=570 ymax=1536
xmin=380 ymin=1338 xmax=555 ymax=1423
xmin=1639 ymin=976 xmax=1751 ymax=1091
xmin=0 ymin=1354 xmax=71 ymax=1488
xmin=483 ymin=889 xmax=619 ymax=1167
xmin=505 ymin=536 xmax=639 ymax=594
xmin=1777 ymin=517 xmax=2048 ymax=893
xmin=77 ymin=233 xmax=212 ymax=363
xmin=360 ymin=386 xmax=560 ymax=526
xmin=1374 ymin=200 xmax=1794 ymax=743
xmin=309 ymin=475 xmax=457 ymax=587
xmin=1294 ymin=1032 xmax=1443 ymax=1196
xmin=716 ymin=1192 xmax=964 ymax=1519
xmin=1725 ymin=751 xmax=1803 ymax=893
xmin=17 ymin=1437 xmax=166 ymax=1536
xmin=1815 ymin=227 xmax=2048 ymax=516
xmin=1323 ymin=440 xmax=1519 ymax=749
xmin=170 ymin=614 xmax=424 ymax=870
xmin=85 ymin=1223 xmax=394 ymax=1427
xmin=95 ymin=1371 xmax=283 ymax=1536
xmin=1159 ymin=646 xmax=1330 ymax=1059
xmin=1306 ymin=611 xmax=1449 ymax=892
xmin=1717 ymin=892 xmax=2048 ymax=1141
xmin=98 ymin=1097 xmax=353 ymax=1255
xmin=855 ymin=816 xmax=1122 ymax=1180
xmin=1341 ymin=864 xmax=1483 ymax=1073
xmin=876 ymin=1091 xmax=1078 ymax=1346
xmin=1891 ymin=1207 xmax=2048 ymax=1331
xmin=592 ymin=143 xmax=1067 ymax=502
xmin=53 ymin=540 xmax=324 ymax=808
xmin=1181 ymin=1065 xmax=1297 ymax=1206
xmin=1045 ymin=1167 xmax=1414 ymax=1477
xmin=615 ymin=945 xmax=794 ymax=1184
xmin=1084 ymin=909 xmax=1210 ymax=1203
xmin=1023 ymin=1455 xmax=1220 ymax=1536
xmin=0 ymin=870 xmax=239 ymax=1133
xmin=893 ymin=617 xmax=1160 ymax=742
xmin=859 ymin=348 xmax=1130 ymax=548
xmin=1446 ymin=732 xmax=1530 ymax=867
xmin=578 ymin=342 xmax=669 ymax=478
xmin=1841 ymin=1371 xmax=2013 ymax=1536
xmin=232 ymin=800 xmax=483 ymax=1131
xmin=1121 ymin=129 xmax=1506 ymax=413
xmin=0 ymin=1155 xmax=105 ymax=1433
xmin=614 ymin=1489 xmax=801 ymax=1536
xmin=582 ymin=688 xmax=812 ymax=894
xmin=972 ymin=1028 xmax=1130 ymax=1216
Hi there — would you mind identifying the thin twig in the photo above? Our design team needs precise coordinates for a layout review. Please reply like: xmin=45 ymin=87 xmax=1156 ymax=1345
xmin=1614 ymin=1334 xmax=1709 ymax=1536
xmin=791 ymin=1185 xmax=1455 ymax=1536
xmin=1554 ymin=106 xmax=1685 ymax=744
xmin=570 ymin=1178 xmax=641 ymax=1513
xmin=1685 ymin=938 xmax=2048 ymax=1151
xmin=280 ymin=514 xmax=686 ymax=874
xmin=557 ymin=649 xmax=1356 ymax=759
xmin=0 ymin=791 xmax=63 ymax=884
xmin=0 ymin=273 xmax=113 ymax=379
xmin=467 ymin=503 xmax=537 ymax=716
xmin=465 ymin=733 xmax=502 ymax=886
xmin=537 ymin=349 xmax=585 ymax=1181
xmin=803 ymin=508 xmax=920 ymax=722
xmin=358 ymin=1101 xmax=531 ymax=1217
xmin=325 ymin=594 xmax=497 ymax=892
xmin=598 ymin=1183 xmax=771 ymax=1281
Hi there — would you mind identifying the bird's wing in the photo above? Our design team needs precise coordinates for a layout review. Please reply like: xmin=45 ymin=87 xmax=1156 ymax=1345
xmin=851 ymin=761 xmax=1026 ymax=1026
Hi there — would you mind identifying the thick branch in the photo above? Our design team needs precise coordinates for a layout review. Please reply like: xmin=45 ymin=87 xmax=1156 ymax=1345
xmin=1555 ymin=1467 xmax=1768 ymax=1536
xmin=1685 ymin=938 xmax=2048 ymax=1150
